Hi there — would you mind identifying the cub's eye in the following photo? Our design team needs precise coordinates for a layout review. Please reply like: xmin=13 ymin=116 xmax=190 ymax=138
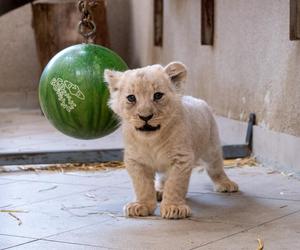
xmin=153 ymin=92 xmax=164 ymax=101
xmin=127 ymin=95 xmax=136 ymax=103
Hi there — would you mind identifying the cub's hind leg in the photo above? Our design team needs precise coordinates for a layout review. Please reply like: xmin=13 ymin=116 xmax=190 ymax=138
xmin=204 ymin=117 xmax=239 ymax=192
xmin=205 ymin=150 xmax=239 ymax=192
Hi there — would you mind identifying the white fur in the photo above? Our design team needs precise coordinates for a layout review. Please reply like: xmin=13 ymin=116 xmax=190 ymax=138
xmin=104 ymin=62 xmax=238 ymax=219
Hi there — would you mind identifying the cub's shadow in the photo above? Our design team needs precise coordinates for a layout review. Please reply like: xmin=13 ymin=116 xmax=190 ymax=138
xmin=185 ymin=189 xmax=290 ymax=225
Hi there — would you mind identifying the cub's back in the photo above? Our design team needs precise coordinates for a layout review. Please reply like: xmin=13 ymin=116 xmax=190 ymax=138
xmin=181 ymin=96 xmax=215 ymax=158
xmin=181 ymin=95 xmax=213 ymax=124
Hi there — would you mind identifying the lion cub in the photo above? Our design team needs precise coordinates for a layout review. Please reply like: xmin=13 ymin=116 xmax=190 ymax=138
xmin=104 ymin=62 xmax=238 ymax=219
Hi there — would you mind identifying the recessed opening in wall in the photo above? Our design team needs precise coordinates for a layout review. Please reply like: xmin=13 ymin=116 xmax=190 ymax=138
xmin=154 ymin=0 xmax=163 ymax=47
xmin=290 ymin=0 xmax=300 ymax=40
xmin=201 ymin=0 xmax=214 ymax=45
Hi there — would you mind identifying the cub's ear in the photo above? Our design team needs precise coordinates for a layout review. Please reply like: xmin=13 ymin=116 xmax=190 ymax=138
xmin=164 ymin=61 xmax=187 ymax=92
xmin=104 ymin=69 xmax=122 ymax=92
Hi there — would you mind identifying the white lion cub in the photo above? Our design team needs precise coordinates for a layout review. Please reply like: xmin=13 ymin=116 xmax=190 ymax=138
xmin=104 ymin=62 xmax=238 ymax=219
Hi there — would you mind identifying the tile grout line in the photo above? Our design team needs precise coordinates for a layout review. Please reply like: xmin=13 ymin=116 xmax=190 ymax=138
xmin=40 ymin=218 xmax=116 ymax=249
xmin=41 ymin=218 xmax=112 ymax=240
xmin=189 ymin=208 xmax=300 ymax=250
xmin=0 ymin=238 xmax=109 ymax=250
xmin=0 ymin=239 xmax=39 ymax=250
xmin=0 ymin=218 xmax=115 ymax=250
xmin=0 ymin=181 xmax=18 ymax=186
xmin=0 ymin=175 xmax=124 ymax=187
xmin=0 ymin=177 xmax=130 ymax=191
xmin=186 ymin=217 xmax=247 ymax=227
xmin=41 ymin=238 xmax=115 ymax=249
xmin=188 ymin=191 xmax=300 ymax=202
xmin=0 ymin=233 xmax=37 ymax=240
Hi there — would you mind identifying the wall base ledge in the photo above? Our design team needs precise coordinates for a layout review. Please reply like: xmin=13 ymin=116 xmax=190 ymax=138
xmin=216 ymin=116 xmax=300 ymax=176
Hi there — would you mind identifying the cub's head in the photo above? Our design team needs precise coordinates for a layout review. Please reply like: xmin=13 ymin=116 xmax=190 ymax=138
xmin=104 ymin=62 xmax=187 ymax=135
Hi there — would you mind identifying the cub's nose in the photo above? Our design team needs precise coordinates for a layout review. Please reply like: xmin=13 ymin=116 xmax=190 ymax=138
xmin=138 ymin=114 xmax=153 ymax=122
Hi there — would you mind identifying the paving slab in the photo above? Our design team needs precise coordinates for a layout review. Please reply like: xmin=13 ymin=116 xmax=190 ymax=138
xmin=197 ymin=210 xmax=300 ymax=250
xmin=186 ymin=193 xmax=299 ymax=227
xmin=47 ymin=217 xmax=246 ymax=250
xmin=0 ymin=180 xmax=94 ymax=208
xmin=0 ymin=201 xmax=109 ymax=239
xmin=189 ymin=167 xmax=300 ymax=201
xmin=0 ymin=169 xmax=131 ymax=188
xmin=0 ymin=185 xmax=131 ymax=238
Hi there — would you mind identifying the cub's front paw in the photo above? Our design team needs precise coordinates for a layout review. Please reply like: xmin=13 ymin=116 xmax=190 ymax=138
xmin=160 ymin=203 xmax=191 ymax=219
xmin=214 ymin=179 xmax=239 ymax=193
xmin=123 ymin=202 xmax=155 ymax=217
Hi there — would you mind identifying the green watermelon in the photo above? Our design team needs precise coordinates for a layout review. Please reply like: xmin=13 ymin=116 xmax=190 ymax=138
xmin=39 ymin=44 xmax=128 ymax=139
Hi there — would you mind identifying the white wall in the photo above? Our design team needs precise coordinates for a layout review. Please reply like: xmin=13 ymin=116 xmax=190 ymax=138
xmin=128 ymin=0 xmax=300 ymax=137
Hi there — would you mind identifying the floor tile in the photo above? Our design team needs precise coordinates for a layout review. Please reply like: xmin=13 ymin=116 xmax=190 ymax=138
xmin=227 ymin=167 xmax=300 ymax=200
xmin=0 ymin=180 xmax=95 ymax=208
xmin=4 ymin=239 xmax=104 ymax=250
xmin=0 ymin=186 xmax=130 ymax=238
xmin=0 ymin=169 xmax=130 ymax=189
xmin=47 ymin=217 xmax=246 ymax=250
xmin=0 ymin=235 xmax=35 ymax=249
xmin=195 ymin=210 xmax=300 ymax=250
xmin=189 ymin=166 xmax=300 ymax=201
xmin=186 ymin=192 xmax=300 ymax=227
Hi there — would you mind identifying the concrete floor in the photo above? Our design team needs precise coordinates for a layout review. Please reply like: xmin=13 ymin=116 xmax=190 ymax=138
xmin=0 ymin=166 xmax=300 ymax=250
xmin=1 ymin=110 xmax=300 ymax=249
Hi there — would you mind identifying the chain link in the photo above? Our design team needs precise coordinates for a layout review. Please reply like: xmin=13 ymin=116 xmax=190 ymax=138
xmin=77 ymin=0 xmax=99 ymax=43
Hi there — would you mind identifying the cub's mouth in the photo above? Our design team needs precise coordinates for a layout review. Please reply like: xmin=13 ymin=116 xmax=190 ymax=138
xmin=136 ymin=123 xmax=161 ymax=132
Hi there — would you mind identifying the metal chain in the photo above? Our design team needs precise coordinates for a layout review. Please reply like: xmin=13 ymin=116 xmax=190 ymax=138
xmin=77 ymin=0 xmax=99 ymax=43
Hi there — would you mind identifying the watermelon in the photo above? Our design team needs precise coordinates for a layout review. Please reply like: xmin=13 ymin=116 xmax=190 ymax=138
xmin=39 ymin=44 xmax=128 ymax=139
